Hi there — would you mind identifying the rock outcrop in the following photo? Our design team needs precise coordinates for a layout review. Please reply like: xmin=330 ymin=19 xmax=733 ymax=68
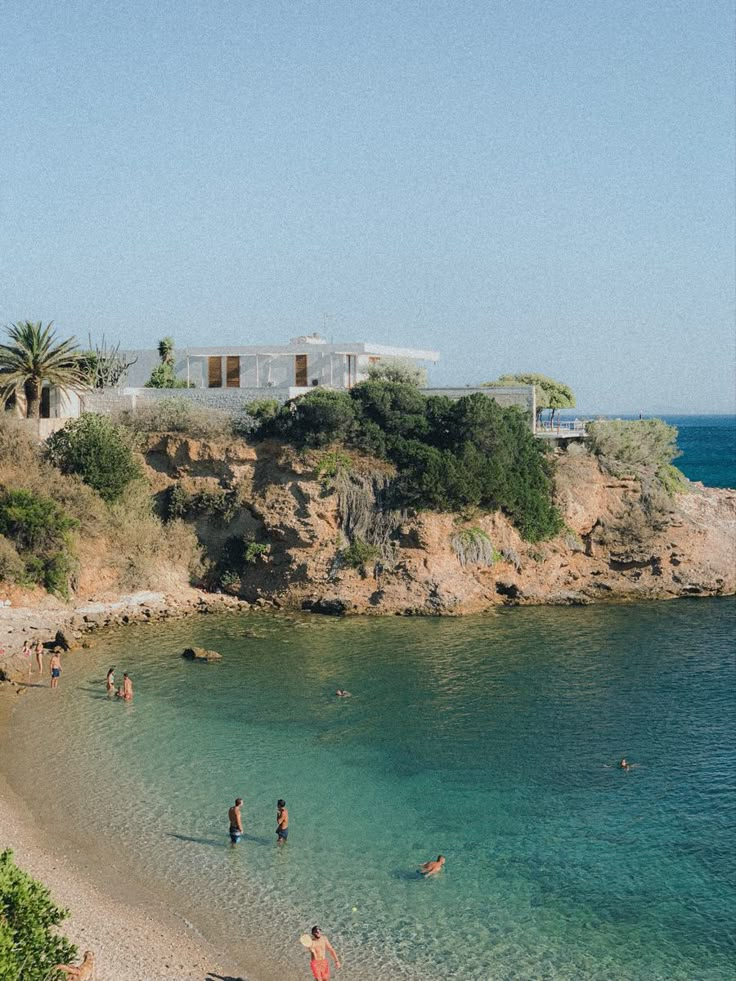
xmin=142 ymin=437 xmax=736 ymax=615
xmin=181 ymin=647 xmax=223 ymax=662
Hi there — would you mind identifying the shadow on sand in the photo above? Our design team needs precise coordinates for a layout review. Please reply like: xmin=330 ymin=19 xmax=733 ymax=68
xmin=206 ymin=974 xmax=247 ymax=981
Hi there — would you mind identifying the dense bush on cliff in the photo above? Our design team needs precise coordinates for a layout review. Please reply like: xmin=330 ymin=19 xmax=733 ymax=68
xmin=261 ymin=382 xmax=562 ymax=541
xmin=0 ymin=489 xmax=77 ymax=596
xmin=0 ymin=416 xmax=199 ymax=597
xmin=0 ymin=849 xmax=76 ymax=980
xmin=45 ymin=414 xmax=141 ymax=503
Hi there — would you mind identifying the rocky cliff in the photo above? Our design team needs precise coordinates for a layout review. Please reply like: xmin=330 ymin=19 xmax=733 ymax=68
xmin=142 ymin=435 xmax=736 ymax=615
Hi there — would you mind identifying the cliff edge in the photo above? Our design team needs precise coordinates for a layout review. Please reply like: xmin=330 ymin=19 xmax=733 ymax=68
xmin=142 ymin=436 xmax=736 ymax=615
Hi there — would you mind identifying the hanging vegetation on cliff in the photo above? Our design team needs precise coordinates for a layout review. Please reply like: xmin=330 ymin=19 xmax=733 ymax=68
xmin=260 ymin=382 xmax=562 ymax=541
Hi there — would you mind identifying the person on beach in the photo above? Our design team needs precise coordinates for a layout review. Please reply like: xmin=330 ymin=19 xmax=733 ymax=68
xmin=49 ymin=650 xmax=62 ymax=689
xmin=276 ymin=799 xmax=289 ymax=844
xmin=419 ymin=855 xmax=445 ymax=877
xmin=34 ymin=639 xmax=44 ymax=675
xmin=228 ymin=798 xmax=244 ymax=846
xmin=54 ymin=950 xmax=95 ymax=979
xmin=106 ymin=666 xmax=116 ymax=695
xmin=305 ymin=926 xmax=340 ymax=980
xmin=21 ymin=640 xmax=32 ymax=677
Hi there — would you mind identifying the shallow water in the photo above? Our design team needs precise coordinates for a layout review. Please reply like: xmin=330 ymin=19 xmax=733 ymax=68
xmin=7 ymin=601 xmax=736 ymax=979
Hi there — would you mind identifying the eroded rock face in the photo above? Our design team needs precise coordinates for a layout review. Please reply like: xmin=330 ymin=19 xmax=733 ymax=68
xmin=181 ymin=647 xmax=222 ymax=662
xmin=143 ymin=438 xmax=736 ymax=616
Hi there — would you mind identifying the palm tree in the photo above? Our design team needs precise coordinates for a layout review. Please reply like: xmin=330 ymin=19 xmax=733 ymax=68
xmin=0 ymin=321 xmax=89 ymax=418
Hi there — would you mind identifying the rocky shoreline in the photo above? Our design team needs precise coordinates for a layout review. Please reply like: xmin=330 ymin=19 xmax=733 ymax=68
xmin=0 ymin=588 xmax=255 ymax=684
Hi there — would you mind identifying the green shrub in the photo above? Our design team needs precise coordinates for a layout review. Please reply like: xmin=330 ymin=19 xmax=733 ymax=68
xmin=0 ymin=535 xmax=25 ymax=582
xmin=247 ymin=399 xmax=280 ymax=422
xmin=144 ymin=362 xmax=190 ymax=389
xmin=0 ymin=848 xmax=76 ymax=981
xmin=341 ymin=537 xmax=379 ymax=569
xmin=0 ymin=489 xmax=77 ymax=596
xmin=219 ymin=569 xmax=240 ymax=591
xmin=586 ymin=419 xmax=681 ymax=477
xmin=315 ymin=450 xmax=352 ymax=489
xmin=657 ymin=463 xmax=689 ymax=496
xmin=164 ymin=483 xmax=190 ymax=520
xmin=265 ymin=389 xmax=358 ymax=447
xmin=45 ymin=414 xmax=141 ymax=503
xmin=163 ymin=484 xmax=239 ymax=525
xmin=244 ymin=541 xmax=270 ymax=564
xmin=262 ymin=382 xmax=562 ymax=541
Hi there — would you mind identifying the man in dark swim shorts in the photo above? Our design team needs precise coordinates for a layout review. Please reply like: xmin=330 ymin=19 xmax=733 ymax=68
xmin=228 ymin=798 xmax=243 ymax=846
xmin=276 ymin=799 xmax=289 ymax=843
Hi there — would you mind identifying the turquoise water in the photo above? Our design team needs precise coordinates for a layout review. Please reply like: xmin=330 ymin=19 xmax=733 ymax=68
xmin=7 ymin=601 xmax=736 ymax=980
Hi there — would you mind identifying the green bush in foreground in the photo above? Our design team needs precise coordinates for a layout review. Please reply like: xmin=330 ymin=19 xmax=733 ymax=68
xmin=0 ymin=849 xmax=76 ymax=981
xmin=45 ymin=414 xmax=141 ymax=503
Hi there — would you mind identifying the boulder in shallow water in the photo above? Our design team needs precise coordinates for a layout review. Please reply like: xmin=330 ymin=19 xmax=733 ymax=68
xmin=55 ymin=629 xmax=78 ymax=650
xmin=181 ymin=646 xmax=222 ymax=662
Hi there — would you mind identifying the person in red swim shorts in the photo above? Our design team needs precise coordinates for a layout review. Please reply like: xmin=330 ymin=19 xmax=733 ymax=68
xmin=306 ymin=925 xmax=340 ymax=979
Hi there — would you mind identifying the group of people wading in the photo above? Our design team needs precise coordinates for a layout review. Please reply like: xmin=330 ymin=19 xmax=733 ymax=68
xmin=106 ymin=665 xmax=133 ymax=700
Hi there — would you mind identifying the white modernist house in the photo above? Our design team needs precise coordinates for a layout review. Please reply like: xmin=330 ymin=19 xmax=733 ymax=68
xmin=122 ymin=334 xmax=440 ymax=395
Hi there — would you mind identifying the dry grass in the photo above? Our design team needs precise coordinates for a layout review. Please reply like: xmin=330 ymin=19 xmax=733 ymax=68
xmin=0 ymin=415 xmax=200 ymax=598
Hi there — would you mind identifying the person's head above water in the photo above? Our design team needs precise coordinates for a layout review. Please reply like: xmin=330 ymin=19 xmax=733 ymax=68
xmin=235 ymin=797 xmax=243 ymax=806
xmin=278 ymin=799 xmax=286 ymax=808
xmin=311 ymin=926 xmax=321 ymax=939
xmin=437 ymin=855 xmax=445 ymax=863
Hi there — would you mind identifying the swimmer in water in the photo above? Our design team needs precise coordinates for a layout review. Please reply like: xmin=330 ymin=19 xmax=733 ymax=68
xmin=419 ymin=855 xmax=446 ymax=877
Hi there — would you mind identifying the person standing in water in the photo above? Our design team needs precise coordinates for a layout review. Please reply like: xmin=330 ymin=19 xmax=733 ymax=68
xmin=106 ymin=667 xmax=116 ymax=696
xmin=305 ymin=926 xmax=340 ymax=980
xmin=276 ymin=799 xmax=289 ymax=844
xmin=228 ymin=798 xmax=244 ymax=846
xmin=34 ymin=639 xmax=44 ymax=675
xmin=122 ymin=673 xmax=133 ymax=700
xmin=49 ymin=650 xmax=62 ymax=689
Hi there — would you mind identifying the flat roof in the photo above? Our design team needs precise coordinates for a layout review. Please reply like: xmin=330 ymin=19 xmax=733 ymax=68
xmin=125 ymin=342 xmax=440 ymax=362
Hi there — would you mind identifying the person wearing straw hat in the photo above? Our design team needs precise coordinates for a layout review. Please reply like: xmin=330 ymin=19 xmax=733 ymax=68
xmin=299 ymin=925 xmax=340 ymax=979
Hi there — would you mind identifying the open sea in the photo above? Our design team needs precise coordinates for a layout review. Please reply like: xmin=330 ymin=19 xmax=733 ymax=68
xmin=5 ymin=415 xmax=735 ymax=981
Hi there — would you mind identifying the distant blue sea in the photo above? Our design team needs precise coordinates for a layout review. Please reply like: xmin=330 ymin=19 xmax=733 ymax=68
xmin=664 ymin=415 xmax=735 ymax=490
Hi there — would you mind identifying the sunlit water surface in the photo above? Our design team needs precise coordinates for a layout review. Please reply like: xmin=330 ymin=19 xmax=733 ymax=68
xmin=7 ymin=601 xmax=736 ymax=980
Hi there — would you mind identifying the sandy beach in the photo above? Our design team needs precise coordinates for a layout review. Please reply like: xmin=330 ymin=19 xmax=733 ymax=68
xmin=0 ymin=692 xmax=250 ymax=981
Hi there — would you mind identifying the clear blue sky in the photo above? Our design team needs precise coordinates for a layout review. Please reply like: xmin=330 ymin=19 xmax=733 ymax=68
xmin=1 ymin=0 xmax=733 ymax=413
